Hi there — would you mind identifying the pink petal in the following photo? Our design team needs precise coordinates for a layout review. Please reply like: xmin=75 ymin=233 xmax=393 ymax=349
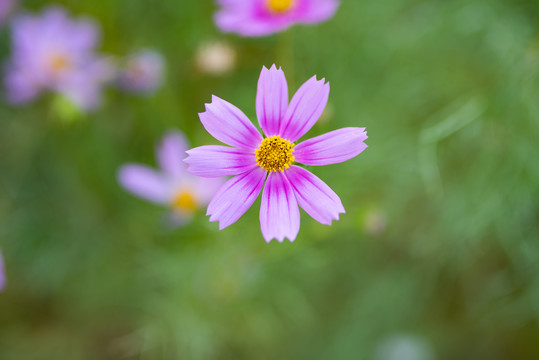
xmin=199 ymin=95 xmax=262 ymax=150
xmin=0 ymin=251 xmax=5 ymax=292
xmin=157 ymin=131 xmax=189 ymax=178
xmin=117 ymin=164 xmax=171 ymax=204
xmin=300 ymin=0 xmax=340 ymax=24
xmin=295 ymin=127 xmax=368 ymax=166
xmin=286 ymin=165 xmax=344 ymax=225
xmin=192 ymin=176 xmax=226 ymax=204
xmin=256 ymin=65 xmax=288 ymax=136
xmin=279 ymin=76 xmax=330 ymax=142
xmin=260 ymin=171 xmax=300 ymax=243
xmin=185 ymin=145 xmax=257 ymax=177
xmin=207 ymin=167 xmax=266 ymax=230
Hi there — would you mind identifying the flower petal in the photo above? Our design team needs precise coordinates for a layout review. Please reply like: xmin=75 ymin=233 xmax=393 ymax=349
xmin=260 ymin=172 xmax=300 ymax=243
xmin=185 ymin=145 xmax=257 ymax=177
xmin=300 ymin=0 xmax=340 ymax=24
xmin=279 ymin=76 xmax=330 ymax=142
xmin=207 ymin=167 xmax=266 ymax=229
xmin=256 ymin=65 xmax=288 ymax=136
xmin=0 ymin=251 xmax=5 ymax=292
xmin=117 ymin=164 xmax=171 ymax=204
xmin=199 ymin=95 xmax=262 ymax=150
xmin=295 ymin=127 xmax=368 ymax=166
xmin=157 ymin=131 xmax=189 ymax=178
xmin=286 ymin=165 xmax=345 ymax=225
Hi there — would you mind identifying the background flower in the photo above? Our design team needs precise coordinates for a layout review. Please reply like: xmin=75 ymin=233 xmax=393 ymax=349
xmin=0 ymin=251 xmax=5 ymax=291
xmin=195 ymin=41 xmax=236 ymax=75
xmin=215 ymin=0 xmax=339 ymax=36
xmin=117 ymin=49 xmax=165 ymax=94
xmin=3 ymin=6 xmax=111 ymax=110
xmin=118 ymin=131 xmax=223 ymax=226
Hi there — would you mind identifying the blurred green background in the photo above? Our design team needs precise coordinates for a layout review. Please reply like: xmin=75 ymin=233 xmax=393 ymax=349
xmin=1 ymin=0 xmax=539 ymax=359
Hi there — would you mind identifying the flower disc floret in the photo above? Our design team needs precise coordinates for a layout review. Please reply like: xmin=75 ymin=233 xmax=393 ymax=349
xmin=255 ymin=135 xmax=295 ymax=172
xmin=267 ymin=0 xmax=294 ymax=13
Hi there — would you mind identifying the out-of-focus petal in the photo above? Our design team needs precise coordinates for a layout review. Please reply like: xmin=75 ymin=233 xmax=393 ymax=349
xmin=0 ymin=251 xmax=5 ymax=292
xmin=300 ymin=0 xmax=340 ymax=24
xmin=191 ymin=176 xmax=226 ymax=205
xmin=260 ymin=171 xmax=300 ymax=242
xmin=185 ymin=145 xmax=257 ymax=177
xmin=0 ymin=0 xmax=15 ymax=25
xmin=295 ymin=127 xmax=368 ymax=165
xmin=207 ymin=167 xmax=266 ymax=229
xmin=3 ymin=69 xmax=40 ymax=103
xmin=117 ymin=164 xmax=171 ymax=204
xmin=256 ymin=65 xmax=288 ymax=136
xmin=279 ymin=76 xmax=329 ymax=142
xmin=58 ymin=57 xmax=114 ymax=111
xmin=199 ymin=95 xmax=263 ymax=150
xmin=286 ymin=165 xmax=344 ymax=225
xmin=157 ymin=131 xmax=188 ymax=178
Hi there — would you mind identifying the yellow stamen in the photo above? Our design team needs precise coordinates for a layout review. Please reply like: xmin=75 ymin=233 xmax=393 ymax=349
xmin=172 ymin=191 xmax=197 ymax=212
xmin=267 ymin=0 xmax=294 ymax=13
xmin=255 ymin=135 xmax=295 ymax=172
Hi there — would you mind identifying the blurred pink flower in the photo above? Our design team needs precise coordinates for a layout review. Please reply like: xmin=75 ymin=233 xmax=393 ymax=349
xmin=3 ymin=6 xmax=112 ymax=110
xmin=118 ymin=131 xmax=224 ymax=226
xmin=0 ymin=251 xmax=5 ymax=291
xmin=185 ymin=65 xmax=368 ymax=242
xmin=118 ymin=49 xmax=165 ymax=95
xmin=0 ymin=0 xmax=16 ymax=25
xmin=215 ymin=0 xmax=339 ymax=37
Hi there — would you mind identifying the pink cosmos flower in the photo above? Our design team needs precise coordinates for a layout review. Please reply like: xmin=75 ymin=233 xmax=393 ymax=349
xmin=117 ymin=49 xmax=165 ymax=95
xmin=4 ymin=6 xmax=112 ymax=110
xmin=215 ymin=0 xmax=339 ymax=37
xmin=185 ymin=65 xmax=368 ymax=242
xmin=118 ymin=131 xmax=224 ymax=227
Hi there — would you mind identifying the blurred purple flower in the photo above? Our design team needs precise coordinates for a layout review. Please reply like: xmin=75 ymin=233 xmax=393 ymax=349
xmin=215 ymin=0 xmax=339 ymax=37
xmin=118 ymin=49 xmax=165 ymax=95
xmin=0 ymin=251 xmax=5 ymax=291
xmin=185 ymin=65 xmax=368 ymax=242
xmin=118 ymin=131 xmax=224 ymax=226
xmin=0 ymin=0 xmax=16 ymax=25
xmin=3 ymin=6 xmax=113 ymax=110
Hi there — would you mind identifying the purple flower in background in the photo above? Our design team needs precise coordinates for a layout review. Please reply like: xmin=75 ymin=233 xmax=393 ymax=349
xmin=118 ymin=131 xmax=224 ymax=226
xmin=0 ymin=0 xmax=16 ymax=25
xmin=0 ymin=251 xmax=5 ymax=291
xmin=118 ymin=49 xmax=165 ymax=95
xmin=4 ymin=6 xmax=112 ymax=110
xmin=185 ymin=65 xmax=368 ymax=242
xmin=215 ymin=0 xmax=339 ymax=37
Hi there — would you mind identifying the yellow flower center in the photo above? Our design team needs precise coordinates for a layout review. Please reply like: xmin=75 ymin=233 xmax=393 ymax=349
xmin=49 ymin=54 xmax=71 ymax=73
xmin=255 ymin=135 xmax=295 ymax=172
xmin=172 ymin=191 xmax=197 ymax=212
xmin=267 ymin=0 xmax=294 ymax=13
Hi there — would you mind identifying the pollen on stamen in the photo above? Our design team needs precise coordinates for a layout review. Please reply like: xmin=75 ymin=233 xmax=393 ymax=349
xmin=255 ymin=135 xmax=295 ymax=172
